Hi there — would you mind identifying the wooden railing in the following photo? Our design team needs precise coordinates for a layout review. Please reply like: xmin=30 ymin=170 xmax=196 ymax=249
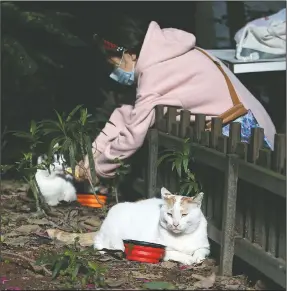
xmin=137 ymin=105 xmax=286 ymax=288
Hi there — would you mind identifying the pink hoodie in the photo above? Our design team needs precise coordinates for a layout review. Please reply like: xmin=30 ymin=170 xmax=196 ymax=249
xmin=92 ymin=21 xmax=276 ymax=178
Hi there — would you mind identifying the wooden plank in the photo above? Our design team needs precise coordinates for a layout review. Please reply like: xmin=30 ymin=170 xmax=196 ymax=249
xmin=257 ymin=148 xmax=272 ymax=169
xmin=155 ymin=105 xmax=164 ymax=129
xmin=158 ymin=119 xmax=167 ymax=132
xmin=146 ymin=129 xmax=159 ymax=198
xmin=158 ymin=133 xmax=286 ymax=198
xmin=206 ymin=170 xmax=214 ymax=222
xmin=179 ymin=110 xmax=191 ymax=138
xmin=235 ymin=142 xmax=248 ymax=161
xmin=228 ymin=122 xmax=241 ymax=154
xmin=194 ymin=114 xmax=206 ymax=142
xmin=277 ymin=201 xmax=286 ymax=261
xmin=253 ymin=189 xmax=268 ymax=251
xmin=213 ymin=171 xmax=224 ymax=230
xmin=234 ymin=238 xmax=286 ymax=288
xmin=217 ymin=136 xmax=228 ymax=154
xmin=200 ymin=131 xmax=210 ymax=147
xmin=271 ymin=134 xmax=286 ymax=174
xmin=207 ymin=221 xmax=286 ymax=288
xmin=166 ymin=108 xmax=177 ymax=134
xmin=237 ymin=161 xmax=286 ymax=198
xmin=207 ymin=221 xmax=222 ymax=244
xmin=186 ymin=126 xmax=194 ymax=142
xmin=247 ymin=127 xmax=264 ymax=163
xmin=244 ymin=190 xmax=254 ymax=242
xmin=169 ymin=169 xmax=178 ymax=193
xmin=171 ymin=122 xmax=179 ymax=136
xmin=267 ymin=198 xmax=277 ymax=257
xmin=210 ymin=118 xmax=223 ymax=149
xmin=219 ymin=154 xmax=239 ymax=276
xmin=235 ymin=182 xmax=244 ymax=237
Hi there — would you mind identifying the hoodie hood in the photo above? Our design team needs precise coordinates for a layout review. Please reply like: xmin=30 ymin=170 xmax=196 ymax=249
xmin=135 ymin=21 xmax=196 ymax=75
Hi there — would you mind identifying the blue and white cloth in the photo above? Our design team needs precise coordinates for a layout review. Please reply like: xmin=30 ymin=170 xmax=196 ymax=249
xmin=222 ymin=109 xmax=272 ymax=149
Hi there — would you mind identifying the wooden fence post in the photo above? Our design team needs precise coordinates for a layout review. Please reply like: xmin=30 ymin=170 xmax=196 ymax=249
xmin=146 ymin=129 xmax=159 ymax=198
xmin=219 ymin=154 xmax=239 ymax=276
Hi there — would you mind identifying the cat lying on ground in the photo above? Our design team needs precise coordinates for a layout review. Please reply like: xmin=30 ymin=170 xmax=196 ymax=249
xmin=35 ymin=154 xmax=77 ymax=206
xmin=94 ymin=187 xmax=210 ymax=265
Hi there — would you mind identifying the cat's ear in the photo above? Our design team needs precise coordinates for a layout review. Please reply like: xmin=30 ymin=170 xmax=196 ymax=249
xmin=161 ymin=187 xmax=172 ymax=199
xmin=58 ymin=154 xmax=66 ymax=165
xmin=37 ymin=155 xmax=43 ymax=165
xmin=53 ymin=154 xmax=58 ymax=163
xmin=192 ymin=192 xmax=204 ymax=207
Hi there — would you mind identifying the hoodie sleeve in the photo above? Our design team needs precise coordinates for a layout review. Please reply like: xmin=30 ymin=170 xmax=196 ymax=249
xmin=94 ymin=98 xmax=156 ymax=178
xmin=92 ymin=104 xmax=134 ymax=153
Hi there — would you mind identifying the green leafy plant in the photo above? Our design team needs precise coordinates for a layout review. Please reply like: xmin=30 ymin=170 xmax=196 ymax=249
xmin=39 ymin=105 xmax=110 ymax=207
xmin=40 ymin=105 xmax=84 ymax=174
xmin=111 ymin=157 xmax=131 ymax=203
xmin=157 ymin=138 xmax=200 ymax=196
xmin=11 ymin=120 xmax=52 ymax=214
xmin=36 ymin=240 xmax=106 ymax=288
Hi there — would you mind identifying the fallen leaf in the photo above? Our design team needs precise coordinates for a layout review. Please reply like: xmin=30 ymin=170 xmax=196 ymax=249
xmin=27 ymin=218 xmax=50 ymax=226
xmin=160 ymin=261 xmax=177 ymax=269
xmin=3 ymin=231 xmax=20 ymax=238
xmin=131 ymin=271 xmax=161 ymax=280
xmin=17 ymin=186 xmax=29 ymax=192
xmin=3 ymin=237 xmax=30 ymax=246
xmin=15 ymin=215 xmax=28 ymax=223
xmin=193 ymin=272 xmax=216 ymax=289
xmin=18 ymin=205 xmax=31 ymax=213
xmin=105 ymin=278 xmax=126 ymax=288
xmin=15 ymin=225 xmax=41 ymax=234
xmin=97 ymin=255 xmax=112 ymax=262
xmin=143 ymin=281 xmax=175 ymax=290
xmin=29 ymin=262 xmax=44 ymax=274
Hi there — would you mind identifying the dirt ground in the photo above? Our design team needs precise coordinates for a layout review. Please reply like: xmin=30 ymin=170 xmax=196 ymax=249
xmin=1 ymin=180 xmax=257 ymax=290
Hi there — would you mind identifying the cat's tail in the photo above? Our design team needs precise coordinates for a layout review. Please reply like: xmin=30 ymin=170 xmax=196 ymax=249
xmin=46 ymin=229 xmax=97 ymax=247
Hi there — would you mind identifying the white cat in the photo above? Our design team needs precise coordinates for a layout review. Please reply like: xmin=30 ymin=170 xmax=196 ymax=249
xmin=35 ymin=154 xmax=77 ymax=206
xmin=94 ymin=187 xmax=210 ymax=265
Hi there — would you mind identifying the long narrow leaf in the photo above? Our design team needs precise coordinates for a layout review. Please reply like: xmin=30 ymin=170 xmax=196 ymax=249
xmin=54 ymin=110 xmax=64 ymax=132
xmin=157 ymin=153 xmax=176 ymax=167
xmin=66 ymin=104 xmax=83 ymax=122
xmin=52 ymin=260 xmax=64 ymax=279
xmin=30 ymin=120 xmax=37 ymax=135
xmin=69 ymin=143 xmax=76 ymax=176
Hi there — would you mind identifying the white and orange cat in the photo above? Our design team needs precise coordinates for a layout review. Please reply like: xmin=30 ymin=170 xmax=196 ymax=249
xmin=94 ymin=187 xmax=210 ymax=265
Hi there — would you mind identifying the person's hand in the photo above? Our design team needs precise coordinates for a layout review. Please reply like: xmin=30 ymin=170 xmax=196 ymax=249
xmin=75 ymin=150 xmax=101 ymax=183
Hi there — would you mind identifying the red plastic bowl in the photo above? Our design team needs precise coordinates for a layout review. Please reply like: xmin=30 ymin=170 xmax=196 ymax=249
xmin=123 ymin=239 xmax=166 ymax=264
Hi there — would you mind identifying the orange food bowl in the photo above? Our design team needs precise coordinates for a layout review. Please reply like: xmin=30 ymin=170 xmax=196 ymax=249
xmin=77 ymin=193 xmax=107 ymax=208
xmin=123 ymin=240 xmax=166 ymax=264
